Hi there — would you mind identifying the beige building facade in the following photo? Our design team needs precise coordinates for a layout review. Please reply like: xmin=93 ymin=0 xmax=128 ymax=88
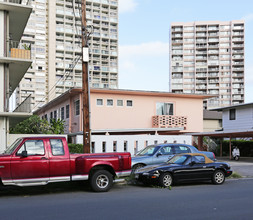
xmin=16 ymin=0 xmax=118 ymax=111
xmin=35 ymin=88 xmax=212 ymax=135
xmin=170 ymin=20 xmax=245 ymax=109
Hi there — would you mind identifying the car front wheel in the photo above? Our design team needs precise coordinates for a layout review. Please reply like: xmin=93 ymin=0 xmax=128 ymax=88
xmin=159 ymin=172 xmax=173 ymax=187
xmin=212 ymin=170 xmax=225 ymax=185
xmin=90 ymin=170 xmax=113 ymax=192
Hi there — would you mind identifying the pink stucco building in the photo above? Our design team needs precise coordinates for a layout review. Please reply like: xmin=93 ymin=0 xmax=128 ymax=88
xmin=35 ymin=88 xmax=211 ymax=135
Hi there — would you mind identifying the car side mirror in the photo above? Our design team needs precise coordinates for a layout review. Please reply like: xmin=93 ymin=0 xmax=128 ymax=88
xmin=156 ymin=153 xmax=162 ymax=157
xmin=21 ymin=150 xmax=28 ymax=158
xmin=190 ymin=161 xmax=196 ymax=166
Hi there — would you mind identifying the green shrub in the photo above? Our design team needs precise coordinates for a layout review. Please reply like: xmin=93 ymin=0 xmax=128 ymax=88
xmin=68 ymin=144 xmax=83 ymax=153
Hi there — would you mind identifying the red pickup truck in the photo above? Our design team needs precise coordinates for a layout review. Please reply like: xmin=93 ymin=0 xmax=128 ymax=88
xmin=0 ymin=137 xmax=131 ymax=192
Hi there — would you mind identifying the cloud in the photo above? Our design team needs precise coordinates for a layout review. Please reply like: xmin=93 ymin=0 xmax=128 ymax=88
xmin=119 ymin=41 xmax=169 ymax=58
xmin=118 ymin=0 xmax=138 ymax=14
xmin=241 ymin=13 xmax=253 ymax=23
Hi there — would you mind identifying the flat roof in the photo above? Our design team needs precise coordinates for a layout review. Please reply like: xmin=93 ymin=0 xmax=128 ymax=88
xmin=35 ymin=87 xmax=214 ymax=114
xmin=191 ymin=130 xmax=253 ymax=138
xmin=211 ymin=102 xmax=253 ymax=111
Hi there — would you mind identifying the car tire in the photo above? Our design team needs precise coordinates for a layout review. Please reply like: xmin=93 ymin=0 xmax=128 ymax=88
xmin=131 ymin=164 xmax=145 ymax=174
xmin=159 ymin=172 xmax=173 ymax=187
xmin=90 ymin=170 xmax=113 ymax=192
xmin=212 ymin=170 xmax=225 ymax=185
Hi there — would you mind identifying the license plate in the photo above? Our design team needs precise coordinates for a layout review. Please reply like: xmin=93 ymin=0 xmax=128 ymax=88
xmin=135 ymin=174 xmax=139 ymax=179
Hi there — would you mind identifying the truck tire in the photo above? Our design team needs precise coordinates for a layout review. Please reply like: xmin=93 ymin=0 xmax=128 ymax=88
xmin=90 ymin=170 xmax=113 ymax=192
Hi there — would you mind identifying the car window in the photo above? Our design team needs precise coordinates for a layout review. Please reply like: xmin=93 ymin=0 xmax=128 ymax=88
xmin=192 ymin=156 xmax=205 ymax=164
xmin=159 ymin=146 xmax=173 ymax=155
xmin=173 ymin=146 xmax=191 ymax=154
xmin=50 ymin=139 xmax=65 ymax=156
xmin=17 ymin=140 xmax=45 ymax=156
xmin=136 ymin=145 xmax=160 ymax=156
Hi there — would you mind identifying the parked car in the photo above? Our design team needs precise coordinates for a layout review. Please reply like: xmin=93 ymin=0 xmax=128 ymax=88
xmin=131 ymin=143 xmax=215 ymax=172
xmin=0 ymin=137 xmax=131 ymax=192
xmin=135 ymin=153 xmax=232 ymax=187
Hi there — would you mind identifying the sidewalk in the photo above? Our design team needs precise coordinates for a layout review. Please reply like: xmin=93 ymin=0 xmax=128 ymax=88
xmin=217 ymin=157 xmax=253 ymax=178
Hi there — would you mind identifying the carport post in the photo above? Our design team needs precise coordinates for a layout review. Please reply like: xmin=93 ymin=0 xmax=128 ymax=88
xmin=198 ymin=136 xmax=203 ymax=151
xmin=220 ymin=138 xmax=223 ymax=157
xmin=229 ymin=136 xmax=232 ymax=160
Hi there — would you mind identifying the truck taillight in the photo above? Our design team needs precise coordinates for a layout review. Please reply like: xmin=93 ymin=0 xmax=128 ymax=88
xmin=129 ymin=155 xmax=131 ymax=168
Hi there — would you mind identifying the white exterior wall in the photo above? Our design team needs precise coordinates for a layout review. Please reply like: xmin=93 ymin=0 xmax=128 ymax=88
xmin=76 ymin=135 xmax=192 ymax=155
xmin=222 ymin=105 xmax=253 ymax=131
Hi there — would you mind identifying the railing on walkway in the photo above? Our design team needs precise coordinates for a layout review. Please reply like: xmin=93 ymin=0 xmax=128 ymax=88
xmin=1 ymin=0 xmax=31 ymax=5
xmin=9 ymin=40 xmax=31 ymax=59
xmin=152 ymin=115 xmax=187 ymax=129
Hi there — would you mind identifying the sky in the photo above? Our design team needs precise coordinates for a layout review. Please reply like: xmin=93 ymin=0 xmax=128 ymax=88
xmin=117 ymin=0 xmax=253 ymax=103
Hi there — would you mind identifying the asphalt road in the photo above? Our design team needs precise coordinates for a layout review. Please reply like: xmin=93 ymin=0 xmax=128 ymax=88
xmin=1 ymin=179 xmax=253 ymax=220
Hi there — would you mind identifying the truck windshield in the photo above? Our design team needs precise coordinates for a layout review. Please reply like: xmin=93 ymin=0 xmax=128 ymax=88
xmin=136 ymin=145 xmax=160 ymax=156
xmin=3 ymin=138 xmax=22 ymax=155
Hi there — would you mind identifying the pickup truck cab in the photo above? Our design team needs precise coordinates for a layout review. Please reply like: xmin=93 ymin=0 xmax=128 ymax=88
xmin=0 ymin=137 xmax=131 ymax=192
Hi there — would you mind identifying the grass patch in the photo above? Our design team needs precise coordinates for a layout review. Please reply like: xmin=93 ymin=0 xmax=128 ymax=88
xmin=228 ymin=172 xmax=242 ymax=179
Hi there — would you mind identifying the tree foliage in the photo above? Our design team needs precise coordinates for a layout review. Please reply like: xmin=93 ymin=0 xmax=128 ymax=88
xmin=10 ymin=115 xmax=65 ymax=134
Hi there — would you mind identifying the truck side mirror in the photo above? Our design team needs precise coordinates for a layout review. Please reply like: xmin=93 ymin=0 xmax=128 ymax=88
xmin=21 ymin=150 xmax=28 ymax=158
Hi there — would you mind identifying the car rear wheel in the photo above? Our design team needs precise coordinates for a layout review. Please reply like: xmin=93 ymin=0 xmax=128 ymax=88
xmin=90 ymin=170 xmax=113 ymax=192
xmin=159 ymin=173 xmax=173 ymax=187
xmin=212 ymin=170 xmax=225 ymax=185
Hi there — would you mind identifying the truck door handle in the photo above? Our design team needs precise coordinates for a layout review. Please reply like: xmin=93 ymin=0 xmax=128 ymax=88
xmin=41 ymin=157 xmax=48 ymax=160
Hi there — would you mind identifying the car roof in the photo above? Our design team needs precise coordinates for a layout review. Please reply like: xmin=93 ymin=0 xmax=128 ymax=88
xmin=177 ymin=153 xmax=214 ymax=164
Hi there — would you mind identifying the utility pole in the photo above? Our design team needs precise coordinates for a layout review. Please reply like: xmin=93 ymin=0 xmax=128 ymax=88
xmin=81 ymin=0 xmax=91 ymax=153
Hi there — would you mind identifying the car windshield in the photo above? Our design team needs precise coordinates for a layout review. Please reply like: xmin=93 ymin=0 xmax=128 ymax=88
xmin=136 ymin=145 xmax=160 ymax=156
xmin=3 ymin=138 xmax=22 ymax=154
xmin=168 ymin=155 xmax=189 ymax=164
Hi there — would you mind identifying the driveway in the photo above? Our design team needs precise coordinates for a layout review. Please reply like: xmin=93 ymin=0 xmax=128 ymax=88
xmin=217 ymin=157 xmax=253 ymax=177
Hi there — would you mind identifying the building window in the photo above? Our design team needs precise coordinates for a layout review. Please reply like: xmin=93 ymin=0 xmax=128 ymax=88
xmin=50 ymin=112 xmax=53 ymax=122
xmin=75 ymin=100 xmax=80 ymax=116
xmin=61 ymin=107 xmax=64 ymax=120
xmin=126 ymin=100 xmax=133 ymax=107
xmin=117 ymin=100 xmax=123 ymax=106
xmin=44 ymin=114 xmax=48 ymax=121
xmin=107 ymin=99 xmax=113 ymax=106
xmin=66 ymin=105 xmax=69 ymax=119
xmin=54 ymin=110 xmax=57 ymax=119
xmin=156 ymin=103 xmax=174 ymax=115
xmin=229 ymin=109 xmax=236 ymax=120
xmin=97 ymin=99 xmax=103 ymax=106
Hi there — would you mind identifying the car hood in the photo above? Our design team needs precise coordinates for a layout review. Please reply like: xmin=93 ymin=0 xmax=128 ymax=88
xmin=136 ymin=163 xmax=180 ymax=173
xmin=132 ymin=155 xmax=151 ymax=161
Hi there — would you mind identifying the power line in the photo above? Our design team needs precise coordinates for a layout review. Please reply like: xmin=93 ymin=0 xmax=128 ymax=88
xmin=32 ymin=55 xmax=81 ymax=111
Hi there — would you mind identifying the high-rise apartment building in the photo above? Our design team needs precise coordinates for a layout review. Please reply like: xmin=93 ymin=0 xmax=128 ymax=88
xmin=17 ymin=0 xmax=118 ymax=110
xmin=170 ymin=21 xmax=244 ymax=109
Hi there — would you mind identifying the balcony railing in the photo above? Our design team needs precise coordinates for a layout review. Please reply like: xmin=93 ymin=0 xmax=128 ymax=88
xmin=152 ymin=115 xmax=187 ymax=129
xmin=1 ymin=0 xmax=31 ymax=5
xmin=8 ymin=40 xmax=31 ymax=59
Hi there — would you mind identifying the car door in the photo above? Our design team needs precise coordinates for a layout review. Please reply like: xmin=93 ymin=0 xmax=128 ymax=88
xmin=48 ymin=138 xmax=71 ymax=182
xmin=173 ymin=156 xmax=210 ymax=181
xmin=10 ymin=139 xmax=49 ymax=183
xmin=155 ymin=145 xmax=174 ymax=164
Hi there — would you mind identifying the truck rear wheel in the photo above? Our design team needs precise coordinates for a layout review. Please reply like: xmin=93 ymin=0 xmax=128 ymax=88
xmin=90 ymin=170 xmax=113 ymax=192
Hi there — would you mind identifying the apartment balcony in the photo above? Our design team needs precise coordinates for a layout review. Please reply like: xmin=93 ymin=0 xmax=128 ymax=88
xmin=0 ymin=1 xmax=32 ymax=41
xmin=0 ymin=39 xmax=32 ymax=95
xmin=232 ymin=55 xmax=244 ymax=59
xmin=152 ymin=115 xmax=187 ymax=129
xmin=232 ymin=50 xmax=244 ymax=54
xmin=232 ymin=43 xmax=244 ymax=48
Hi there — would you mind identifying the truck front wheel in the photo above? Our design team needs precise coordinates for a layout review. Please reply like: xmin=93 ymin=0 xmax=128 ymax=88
xmin=90 ymin=170 xmax=113 ymax=192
